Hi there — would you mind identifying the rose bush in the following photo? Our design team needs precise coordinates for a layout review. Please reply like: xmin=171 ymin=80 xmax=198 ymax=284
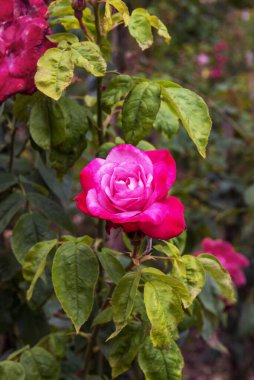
xmin=0 ymin=0 xmax=52 ymax=102
xmin=195 ymin=238 xmax=250 ymax=287
xmin=75 ymin=144 xmax=186 ymax=239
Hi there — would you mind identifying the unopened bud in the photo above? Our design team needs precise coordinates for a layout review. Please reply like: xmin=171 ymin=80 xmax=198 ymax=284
xmin=72 ymin=0 xmax=86 ymax=11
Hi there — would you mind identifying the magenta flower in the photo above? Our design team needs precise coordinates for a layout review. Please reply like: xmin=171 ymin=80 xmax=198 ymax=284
xmin=0 ymin=0 xmax=52 ymax=103
xmin=75 ymin=144 xmax=186 ymax=240
xmin=0 ymin=0 xmax=48 ymax=21
xmin=195 ymin=238 xmax=250 ymax=287
xmin=196 ymin=53 xmax=209 ymax=66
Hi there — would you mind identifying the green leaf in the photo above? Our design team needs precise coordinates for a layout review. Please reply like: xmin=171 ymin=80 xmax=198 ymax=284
xmin=153 ymin=100 xmax=179 ymax=139
xmin=22 ymin=240 xmax=57 ymax=301
xmin=144 ymin=280 xmax=183 ymax=347
xmin=63 ymin=234 xmax=94 ymax=246
xmin=107 ymin=0 xmax=130 ymax=26
xmin=27 ymin=193 xmax=73 ymax=232
xmin=122 ymin=81 xmax=161 ymax=145
xmin=172 ymin=255 xmax=205 ymax=308
xmin=128 ymin=8 xmax=153 ymax=50
xmin=244 ymin=184 xmax=254 ymax=207
xmin=47 ymin=32 xmax=79 ymax=44
xmin=0 ymin=193 xmax=24 ymax=234
xmin=38 ymin=332 xmax=68 ymax=360
xmin=111 ymin=271 xmax=141 ymax=333
xmin=137 ymin=140 xmax=156 ymax=151
xmin=97 ymin=248 xmax=125 ymax=284
xmin=141 ymin=267 xmax=189 ymax=302
xmin=138 ymin=337 xmax=184 ymax=380
xmin=71 ymin=42 xmax=106 ymax=77
xmin=52 ymin=241 xmax=99 ymax=332
xmin=0 ymin=361 xmax=25 ymax=380
xmin=171 ymin=230 xmax=187 ymax=254
xmin=20 ymin=347 xmax=60 ymax=380
xmin=11 ymin=213 xmax=55 ymax=264
xmin=35 ymin=48 xmax=74 ymax=100
xmin=0 ymin=173 xmax=17 ymax=193
xmin=102 ymin=75 xmax=134 ymax=112
xmin=197 ymin=254 xmax=236 ymax=302
xmin=109 ymin=322 xmax=145 ymax=378
xmin=149 ymin=15 xmax=171 ymax=44
xmin=162 ymin=87 xmax=212 ymax=158
xmin=92 ymin=307 xmax=113 ymax=326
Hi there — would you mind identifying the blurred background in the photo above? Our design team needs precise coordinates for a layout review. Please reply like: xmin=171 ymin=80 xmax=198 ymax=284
xmin=1 ymin=0 xmax=254 ymax=379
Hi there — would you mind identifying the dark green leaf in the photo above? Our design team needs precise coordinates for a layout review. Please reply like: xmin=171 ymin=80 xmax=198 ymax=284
xmin=109 ymin=322 xmax=145 ymax=377
xmin=122 ymin=81 xmax=161 ymax=144
xmin=153 ymin=100 xmax=179 ymax=139
xmin=52 ymin=241 xmax=99 ymax=332
xmin=92 ymin=307 xmax=113 ymax=326
xmin=102 ymin=75 xmax=134 ymax=112
xmin=97 ymin=248 xmax=125 ymax=284
xmin=20 ymin=347 xmax=60 ymax=380
xmin=0 ymin=173 xmax=17 ymax=193
xmin=11 ymin=213 xmax=55 ymax=264
xmin=0 ymin=193 xmax=24 ymax=234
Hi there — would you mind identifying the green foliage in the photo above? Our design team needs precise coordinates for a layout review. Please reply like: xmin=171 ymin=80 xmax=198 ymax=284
xmin=122 ymin=81 xmax=161 ymax=144
xmin=52 ymin=241 xmax=99 ymax=332
xmin=144 ymin=280 xmax=183 ymax=347
xmin=97 ymin=248 xmax=125 ymax=284
xmin=20 ymin=347 xmax=60 ymax=380
xmin=138 ymin=338 xmax=184 ymax=380
xmin=0 ymin=361 xmax=25 ymax=380
xmin=11 ymin=213 xmax=55 ymax=264
xmin=111 ymin=271 xmax=141 ymax=335
xmin=0 ymin=193 xmax=25 ymax=234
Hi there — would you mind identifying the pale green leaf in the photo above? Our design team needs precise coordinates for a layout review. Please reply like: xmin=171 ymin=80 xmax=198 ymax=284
xmin=0 ymin=193 xmax=24 ymax=234
xmin=128 ymin=8 xmax=153 ymax=50
xmin=97 ymin=248 xmax=125 ymax=284
xmin=138 ymin=337 xmax=184 ymax=380
xmin=144 ymin=280 xmax=183 ymax=347
xmin=149 ymin=15 xmax=171 ymax=44
xmin=71 ymin=42 xmax=106 ymax=77
xmin=162 ymin=87 xmax=212 ymax=158
xmin=35 ymin=48 xmax=74 ymax=100
xmin=0 ymin=361 xmax=25 ymax=380
xmin=52 ymin=241 xmax=99 ymax=332
xmin=141 ymin=267 xmax=189 ymax=302
xmin=122 ymin=81 xmax=161 ymax=144
xmin=197 ymin=254 xmax=236 ymax=302
xmin=11 ymin=213 xmax=55 ymax=264
xmin=172 ymin=255 xmax=205 ymax=308
xmin=109 ymin=322 xmax=145 ymax=378
xmin=22 ymin=240 xmax=57 ymax=301
xmin=47 ymin=32 xmax=79 ymax=44
xmin=20 ymin=347 xmax=60 ymax=380
xmin=107 ymin=0 xmax=130 ymax=25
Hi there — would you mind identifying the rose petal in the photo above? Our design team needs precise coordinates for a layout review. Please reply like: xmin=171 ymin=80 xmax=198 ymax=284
xmin=106 ymin=144 xmax=153 ymax=176
xmin=80 ymin=158 xmax=105 ymax=192
xmin=145 ymin=149 xmax=176 ymax=201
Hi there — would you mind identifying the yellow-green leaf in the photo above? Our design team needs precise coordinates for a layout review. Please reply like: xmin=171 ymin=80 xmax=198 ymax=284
xmin=138 ymin=337 xmax=184 ymax=380
xmin=35 ymin=48 xmax=74 ymax=100
xmin=197 ymin=254 xmax=236 ymax=302
xmin=144 ymin=280 xmax=183 ymax=347
xmin=149 ymin=15 xmax=171 ymax=44
xmin=128 ymin=8 xmax=153 ymax=50
xmin=71 ymin=41 xmax=106 ymax=77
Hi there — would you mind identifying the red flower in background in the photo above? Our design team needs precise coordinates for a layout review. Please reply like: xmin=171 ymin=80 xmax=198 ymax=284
xmin=0 ymin=0 xmax=53 ymax=103
xmin=195 ymin=238 xmax=250 ymax=287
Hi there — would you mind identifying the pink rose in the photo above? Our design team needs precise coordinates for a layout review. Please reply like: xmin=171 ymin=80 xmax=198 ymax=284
xmin=75 ymin=144 xmax=186 ymax=240
xmin=195 ymin=238 xmax=250 ymax=287
xmin=0 ymin=0 xmax=48 ymax=21
xmin=196 ymin=53 xmax=209 ymax=66
xmin=0 ymin=1 xmax=53 ymax=102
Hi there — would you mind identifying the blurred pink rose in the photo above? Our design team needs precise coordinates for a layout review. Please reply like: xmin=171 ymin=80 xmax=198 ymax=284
xmin=75 ymin=144 xmax=186 ymax=240
xmin=0 ymin=0 xmax=52 ymax=103
xmin=196 ymin=53 xmax=209 ymax=66
xmin=195 ymin=238 xmax=250 ymax=287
